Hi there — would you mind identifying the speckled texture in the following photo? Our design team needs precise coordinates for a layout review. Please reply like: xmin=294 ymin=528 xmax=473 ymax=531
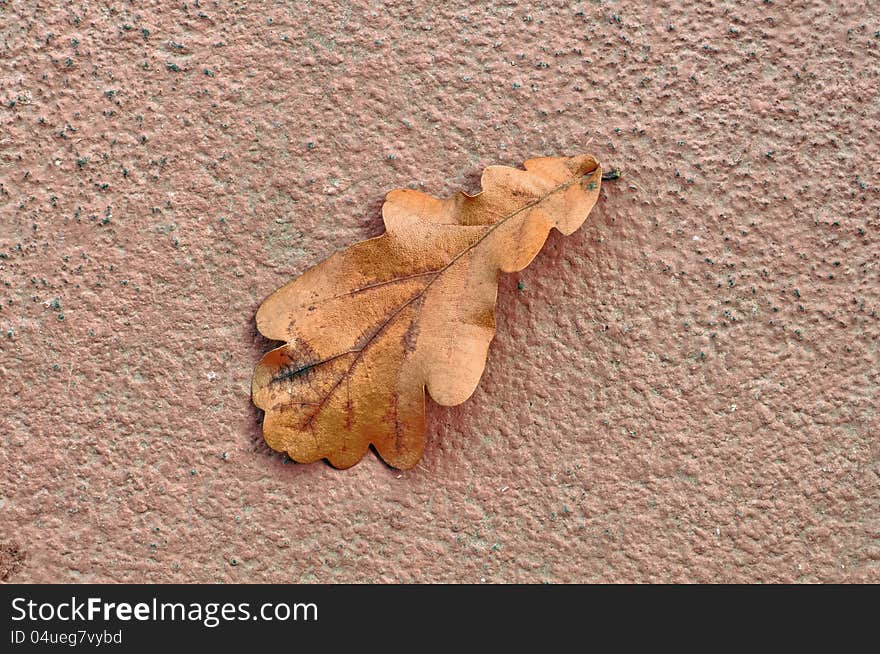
xmin=1 ymin=1 xmax=878 ymax=583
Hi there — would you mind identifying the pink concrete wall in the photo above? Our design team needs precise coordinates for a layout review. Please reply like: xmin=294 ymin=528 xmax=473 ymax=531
xmin=1 ymin=1 xmax=877 ymax=583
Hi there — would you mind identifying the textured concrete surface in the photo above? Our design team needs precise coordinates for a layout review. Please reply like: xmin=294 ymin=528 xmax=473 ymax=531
xmin=1 ymin=1 xmax=878 ymax=583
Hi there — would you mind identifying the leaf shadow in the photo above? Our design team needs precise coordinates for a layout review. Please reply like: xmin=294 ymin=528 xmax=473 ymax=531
xmin=246 ymin=314 xmax=278 ymax=455
xmin=418 ymin=195 xmax=616 ymax=462
xmin=360 ymin=194 xmax=387 ymax=239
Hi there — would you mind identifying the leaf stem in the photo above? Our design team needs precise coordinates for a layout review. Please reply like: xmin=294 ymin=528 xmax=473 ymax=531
xmin=602 ymin=169 xmax=621 ymax=181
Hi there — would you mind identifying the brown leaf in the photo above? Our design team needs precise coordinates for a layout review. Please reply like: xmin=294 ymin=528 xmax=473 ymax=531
xmin=253 ymin=154 xmax=604 ymax=469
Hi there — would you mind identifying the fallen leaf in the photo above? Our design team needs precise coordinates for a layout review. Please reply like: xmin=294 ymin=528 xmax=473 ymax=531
xmin=253 ymin=154 xmax=604 ymax=469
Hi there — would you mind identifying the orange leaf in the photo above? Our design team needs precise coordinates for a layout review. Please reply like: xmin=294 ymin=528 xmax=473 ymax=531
xmin=253 ymin=154 xmax=604 ymax=469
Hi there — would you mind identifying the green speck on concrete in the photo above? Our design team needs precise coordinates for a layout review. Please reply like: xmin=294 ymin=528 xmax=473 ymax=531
xmin=517 ymin=280 xmax=525 ymax=291
xmin=50 ymin=298 xmax=61 ymax=310
xmin=166 ymin=62 xmax=181 ymax=72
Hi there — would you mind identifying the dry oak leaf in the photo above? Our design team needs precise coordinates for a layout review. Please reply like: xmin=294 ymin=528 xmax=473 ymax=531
xmin=253 ymin=154 xmax=604 ymax=469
